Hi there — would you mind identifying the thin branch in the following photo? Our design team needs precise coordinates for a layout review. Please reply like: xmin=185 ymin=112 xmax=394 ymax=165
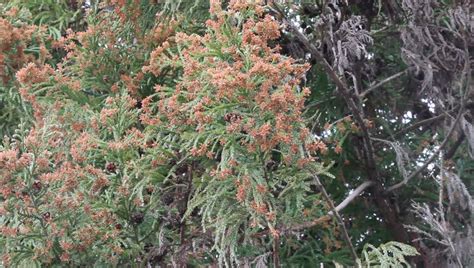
xmin=392 ymin=112 xmax=448 ymax=138
xmin=444 ymin=132 xmax=465 ymax=160
xmin=288 ymin=180 xmax=374 ymax=232
xmin=312 ymin=174 xmax=359 ymax=263
xmin=285 ymin=215 xmax=332 ymax=233
xmin=254 ymin=180 xmax=374 ymax=239
xmin=390 ymin=105 xmax=460 ymax=139
xmin=332 ymin=181 xmax=375 ymax=214
xmin=272 ymin=237 xmax=280 ymax=268
xmin=359 ymin=69 xmax=408 ymax=98
xmin=386 ymin=109 xmax=465 ymax=192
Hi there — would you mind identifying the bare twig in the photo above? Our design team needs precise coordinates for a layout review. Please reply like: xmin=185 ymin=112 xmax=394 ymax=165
xmin=386 ymin=108 xmax=465 ymax=192
xmin=312 ymin=173 xmax=359 ymax=263
xmin=390 ymin=105 xmax=460 ymax=139
xmin=285 ymin=215 xmax=332 ymax=233
xmin=359 ymin=69 xmax=408 ymax=98
xmin=273 ymin=237 xmax=280 ymax=268
xmin=254 ymin=179 xmax=372 ymax=237
xmin=287 ymin=180 xmax=375 ymax=232
xmin=444 ymin=132 xmax=465 ymax=160
xmin=393 ymin=112 xmax=448 ymax=138
xmin=332 ymin=181 xmax=375 ymax=214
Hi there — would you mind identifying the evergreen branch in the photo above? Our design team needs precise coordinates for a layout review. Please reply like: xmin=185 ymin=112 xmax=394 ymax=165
xmin=275 ymin=6 xmax=379 ymax=184
xmin=272 ymin=3 xmax=412 ymax=245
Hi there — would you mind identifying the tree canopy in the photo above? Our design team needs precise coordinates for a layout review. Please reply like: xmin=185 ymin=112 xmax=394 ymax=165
xmin=0 ymin=0 xmax=472 ymax=267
